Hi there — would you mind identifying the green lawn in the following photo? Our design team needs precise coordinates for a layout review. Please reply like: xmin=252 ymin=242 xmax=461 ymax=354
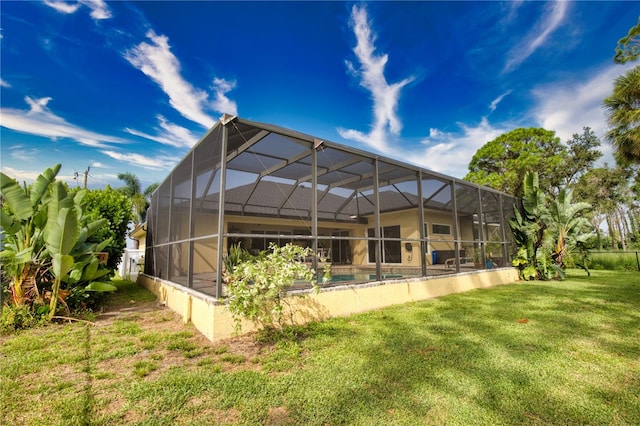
xmin=1 ymin=271 xmax=639 ymax=425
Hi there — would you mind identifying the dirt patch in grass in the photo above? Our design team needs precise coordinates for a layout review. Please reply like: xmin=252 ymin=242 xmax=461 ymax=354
xmin=63 ymin=292 xmax=272 ymax=423
xmin=266 ymin=406 xmax=291 ymax=425
xmin=101 ymin=299 xmax=213 ymax=336
xmin=93 ymin=295 xmax=266 ymax=369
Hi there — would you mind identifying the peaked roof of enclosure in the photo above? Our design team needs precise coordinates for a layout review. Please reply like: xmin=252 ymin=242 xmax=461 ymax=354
xmin=174 ymin=115 xmax=516 ymax=223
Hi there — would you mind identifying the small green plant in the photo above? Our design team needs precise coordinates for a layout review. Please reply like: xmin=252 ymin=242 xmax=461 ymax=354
xmin=225 ymin=243 xmax=316 ymax=334
xmin=219 ymin=353 xmax=246 ymax=364
xmin=222 ymin=243 xmax=254 ymax=283
xmin=167 ymin=339 xmax=197 ymax=353
xmin=1 ymin=304 xmax=45 ymax=332
xmin=112 ymin=319 xmax=142 ymax=336
xmin=133 ymin=360 xmax=159 ymax=377
xmin=211 ymin=344 xmax=229 ymax=355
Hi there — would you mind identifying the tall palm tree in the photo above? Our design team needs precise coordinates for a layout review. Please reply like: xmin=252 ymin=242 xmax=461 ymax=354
xmin=604 ymin=65 xmax=640 ymax=164
xmin=117 ymin=172 xmax=147 ymax=224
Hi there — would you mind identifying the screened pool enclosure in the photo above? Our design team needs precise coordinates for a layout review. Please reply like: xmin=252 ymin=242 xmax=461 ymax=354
xmin=144 ymin=115 xmax=518 ymax=298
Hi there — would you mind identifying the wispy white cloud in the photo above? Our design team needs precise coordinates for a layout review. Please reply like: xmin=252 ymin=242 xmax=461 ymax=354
xmin=414 ymin=62 xmax=635 ymax=179
xmin=531 ymin=62 xmax=635 ymax=142
xmin=8 ymin=144 xmax=40 ymax=162
xmin=124 ymin=30 xmax=237 ymax=129
xmin=43 ymin=0 xmax=81 ymax=15
xmin=211 ymin=77 xmax=238 ymax=118
xmin=489 ymin=90 xmax=512 ymax=113
xmin=338 ymin=5 xmax=414 ymax=153
xmin=43 ymin=0 xmax=111 ymax=20
xmin=0 ymin=79 xmax=11 ymax=88
xmin=125 ymin=115 xmax=199 ymax=148
xmin=414 ymin=117 xmax=511 ymax=178
xmin=101 ymin=150 xmax=178 ymax=171
xmin=90 ymin=162 xmax=108 ymax=168
xmin=503 ymin=1 xmax=568 ymax=73
xmin=0 ymin=96 xmax=127 ymax=148
xmin=505 ymin=0 xmax=524 ymax=23
xmin=531 ymin=62 xmax=636 ymax=164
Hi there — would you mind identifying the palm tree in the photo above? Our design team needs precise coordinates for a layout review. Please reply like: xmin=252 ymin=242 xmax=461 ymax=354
xmin=604 ymin=66 xmax=640 ymax=164
xmin=117 ymin=172 xmax=147 ymax=224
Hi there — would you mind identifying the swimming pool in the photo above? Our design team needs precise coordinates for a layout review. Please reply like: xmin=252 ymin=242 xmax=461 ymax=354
xmin=325 ymin=273 xmax=405 ymax=283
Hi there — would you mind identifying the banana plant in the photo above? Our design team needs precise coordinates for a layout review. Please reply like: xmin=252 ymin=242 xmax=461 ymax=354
xmin=43 ymin=181 xmax=114 ymax=319
xmin=510 ymin=171 xmax=593 ymax=280
xmin=2 ymin=165 xmax=116 ymax=318
xmin=1 ymin=165 xmax=60 ymax=305
xmin=547 ymin=188 xmax=594 ymax=273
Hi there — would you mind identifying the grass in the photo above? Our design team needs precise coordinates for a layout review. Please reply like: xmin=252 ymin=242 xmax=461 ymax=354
xmin=589 ymin=250 xmax=640 ymax=271
xmin=1 ymin=270 xmax=639 ymax=425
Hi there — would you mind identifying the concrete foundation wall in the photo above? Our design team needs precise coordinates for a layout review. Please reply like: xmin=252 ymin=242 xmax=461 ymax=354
xmin=137 ymin=268 xmax=519 ymax=342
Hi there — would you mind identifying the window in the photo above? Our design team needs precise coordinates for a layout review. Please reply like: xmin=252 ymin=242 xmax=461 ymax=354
xmin=250 ymin=230 xmax=292 ymax=253
xmin=423 ymin=223 xmax=429 ymax=253
xmin=432 ymin=223 xmax=451 ymax=235
xmin=367 ymin=225 xmax=401 ymax=263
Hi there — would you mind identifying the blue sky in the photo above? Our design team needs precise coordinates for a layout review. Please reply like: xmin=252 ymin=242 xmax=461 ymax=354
xmin=1 ymin=1 xmax=638 ymax=190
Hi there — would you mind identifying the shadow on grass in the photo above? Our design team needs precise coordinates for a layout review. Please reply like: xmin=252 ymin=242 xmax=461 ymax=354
xmin=101 ymin=279 xmax=157 ymax=310
xmin=286 ymin=271 xmax=640 ymax=425
xmin=86 ymin=271 xmax=638 ymax=425
xmin=81 ymin=324 xmax=94 ymax=425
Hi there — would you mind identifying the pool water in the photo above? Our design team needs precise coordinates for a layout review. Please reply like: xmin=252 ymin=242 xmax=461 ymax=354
xmin=325 ymin=273 xmax=404 ymax=283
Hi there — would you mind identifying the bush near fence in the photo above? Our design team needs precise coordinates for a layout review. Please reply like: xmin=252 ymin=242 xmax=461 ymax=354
xmin=588 ymin=251 xmax=640 ymax=272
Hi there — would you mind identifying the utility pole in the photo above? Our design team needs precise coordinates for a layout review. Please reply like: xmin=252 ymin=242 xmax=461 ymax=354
xmin=83 ymin=166 xmax=90 ymax=189
xmin=74 ymin=166 xmax=92 ymax=188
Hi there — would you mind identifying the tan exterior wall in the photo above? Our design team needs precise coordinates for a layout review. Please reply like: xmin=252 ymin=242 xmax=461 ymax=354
xmin=130 ymin=226 xmax=147 ymax=251
xmin=140 ymin=206 xmax=487 ymax=274
xmin=223 ymin=209 xmax=466 ymax=267
xmin=137 ymin=267 xmax=519 ymax=342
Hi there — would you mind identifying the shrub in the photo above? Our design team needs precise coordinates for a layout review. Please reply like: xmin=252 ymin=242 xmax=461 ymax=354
xmin=77 ymin=187 xmax=133 ymax=272
xmin=225 ymin=243 xmax=316 ymax=334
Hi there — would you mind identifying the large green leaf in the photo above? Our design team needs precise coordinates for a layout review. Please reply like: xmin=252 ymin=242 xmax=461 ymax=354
xmin=46 ymin=182 xmax=74 ymax=232
xmin=29 ymin=164 xmax=61 ymax=207
xmin=45 ymin=207 xmax=79 ymax=256
xmin=32 ymin=207 xmax=49 ymax=230
xmin=0 ymin=246 xmax=33 ymax=264
xmin=81 ymin=257 xmax=99 ymax=281
xmin=0 ymin=210 xmax=20 ymax=234
xmin=67 ymin=266 xmax=84 ymax=284
xmin=51 ymin=253 xmax=74 ymax=279
xmin=94 ymin=237 xmax=112 ymax=252
xmin=73 ymin=189 xmax=86 ymax=206
xmin=85 ymin=218 xmax=108 ymax=238
xmin=0 ymin=172 xmax=32 ymax=221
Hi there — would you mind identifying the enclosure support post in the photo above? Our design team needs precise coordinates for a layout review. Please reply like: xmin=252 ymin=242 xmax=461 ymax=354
xmin=418 ymin=171 xmax=427 ymax=277
xmin=477 ymin=187 xmax=485 ymax=268
xmin=311 ymin=140 xmax=319 ymax=280
xmin=451 ymin=181 xmax=460 ymax=273
xmin=373 ymin=159 xmax=382 ymax=281
xmin=215 ymin=122 xmax=229 ymax=298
